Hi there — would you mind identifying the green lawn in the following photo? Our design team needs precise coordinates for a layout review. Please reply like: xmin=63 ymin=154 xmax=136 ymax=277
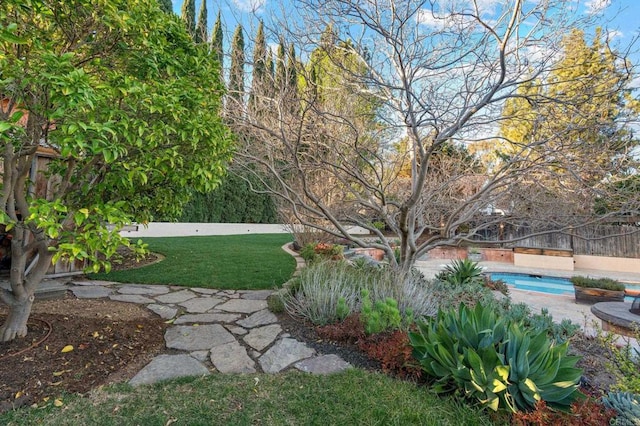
xmin=0 ymin=370 xmax=504 ymax=426
xmin=89 ymin=234 xmax=296 ymax=290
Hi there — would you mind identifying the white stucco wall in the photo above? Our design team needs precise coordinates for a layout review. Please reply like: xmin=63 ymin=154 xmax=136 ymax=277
xmin=120 ymin=223 xmax=370 ymax=238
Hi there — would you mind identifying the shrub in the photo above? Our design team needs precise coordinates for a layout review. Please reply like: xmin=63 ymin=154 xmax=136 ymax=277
xmin=283 ymin=262 xmax=437 ymax=325
xmin=436 ymin=259 xmax=484 ymax=286
xmin=512 ymin=398 xmax=616 ymax=426
xmin=359 ymin=330 xmax=423 ymax=380
xmin=602 ymin=391 xmax=640 ymax=425
xmin=300 ymin=243 xmax=320 ymax=263
xmin=490 ymin=299 xmax=580 ymax=344
xmin=598 ymin=325 xmax=640 ymax=394
xmin=409 ymin=303 xmax=582 ymax=412
xmin=569 ymin=276 xmax=625 ymax=291
xmin=360 ymin=291 xmax=403 ymax=334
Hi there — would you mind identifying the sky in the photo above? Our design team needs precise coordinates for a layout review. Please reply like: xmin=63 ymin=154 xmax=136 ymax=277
xmin=171 ymin=0 xmax=640 ymax=68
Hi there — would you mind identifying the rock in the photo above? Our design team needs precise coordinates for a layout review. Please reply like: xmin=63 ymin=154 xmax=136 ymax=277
xmin=179 ymin=297 xmax=223 ymax=313
xmin=147 ymin=304 xmax=178 ymax=320
xmin=71 ymin=286 xmax=113 ymax=299
xmin=70 ymin=280 xmax=114 ymax=286
xmin=259 ymin=338 xmax=315 ymax=373
xmin=236 ymin=310 xmax=278 ymax=328
xmin=155 ymin=289 xmax=197 ymax=304
xmin=225 ymin=325 xmax=248 ymax=335
xmin=165 ymin=324 xmax=235 ymax=351
xmin=243 ymin=324 xmax=282 ymax=351
xmin=190 ymin=351 xmax=210 ymax=362
xmin=295 ymin=355 xmax=352 ymax=375
xmin=174 ymin=313 xmax=241 ymax=325
xmin=191 ymin=288 xmax=218 ymax=295
xmin=241 ymin=290 xmax=274 ymax=300
xmin=117 ymin=285 xmax=170 ymax=295
xmin=210 ymin=341 xmax=256 ymax=373
xmin=129 ymin=354 xmax=210 ymax=386
xmin=109 ymin=294 xmax=154 ymax=304
xmin=216 ymin=299 xmax=267 ymax=314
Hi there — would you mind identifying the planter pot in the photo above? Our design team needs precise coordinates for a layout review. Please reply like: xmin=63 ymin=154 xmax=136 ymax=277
xmin=574 ymin=285 xmax=625 ymax=304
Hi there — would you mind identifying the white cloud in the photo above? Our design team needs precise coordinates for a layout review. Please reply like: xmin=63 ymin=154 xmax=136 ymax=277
xmin=232 ymin=0 xmax=266 ymax=13
xmin=584 ymin=0 xmax=611 ymax=15
xmin=607 ymin=30 xmax=623 ymax=40
xmin=416 ymin=0 xmax=500 ymax=29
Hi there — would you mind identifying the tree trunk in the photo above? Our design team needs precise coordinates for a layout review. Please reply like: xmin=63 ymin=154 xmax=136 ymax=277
xmin=0 ymin=291 xmax=34 ymax=342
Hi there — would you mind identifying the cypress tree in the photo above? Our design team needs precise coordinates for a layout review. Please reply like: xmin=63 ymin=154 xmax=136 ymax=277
xmin=195 ymin=0 xmax=208 ymax=43
xmin=211 ymin=11 xmax=223 ymax=67
xmin=180 ymin=0 xmax=196 ymax=38
xmin=249 ymin=21 xmax=267 ymax=113
xmin=229 ymin=24 xmax=245 ymax=107
xmin=275 ymin=39 xmax=286 ymax=93
xmin=158 ymin=0 xmax=173 ymax=14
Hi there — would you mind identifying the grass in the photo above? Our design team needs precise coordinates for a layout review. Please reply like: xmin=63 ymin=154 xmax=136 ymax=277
xmin=89 ymin=234 xmax=296 ymax=290
xmin=0 ymin=370 xmax=505 ymax=426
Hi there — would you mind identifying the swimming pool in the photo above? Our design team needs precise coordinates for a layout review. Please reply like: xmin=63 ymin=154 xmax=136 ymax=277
xmin=490 ymin=272 xmax=640 ymax=302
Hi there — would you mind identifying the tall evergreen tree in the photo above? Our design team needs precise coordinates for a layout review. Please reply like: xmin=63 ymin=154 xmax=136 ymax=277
xmin=275 ymin=39 xmax=287 ymax=92
xmin=228 ymin=24 xmax=245 ymax=107
xmin=195 ymin=0 xmax=208 ymax=43
xmin=249 ymin=21 xmax=268 ymax=113
xmin=157 ymin=0 xmax=173 ymax=14
xmin=180 ymin=0 xmax=196 ymax=38
xmin=211 ymin=11 xmax=223 ymax=67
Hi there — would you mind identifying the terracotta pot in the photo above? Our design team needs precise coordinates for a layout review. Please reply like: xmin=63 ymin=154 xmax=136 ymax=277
xmin=574 ymin=285 xmax=625 ymax=304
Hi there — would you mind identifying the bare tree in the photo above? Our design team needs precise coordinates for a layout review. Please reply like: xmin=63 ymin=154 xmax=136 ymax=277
xmin=230 ymin=0 xmax=640 ymax=270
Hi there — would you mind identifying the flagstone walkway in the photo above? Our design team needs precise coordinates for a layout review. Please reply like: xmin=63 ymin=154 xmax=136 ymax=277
xmin=64 ymin=279 xmax=351 ymax=386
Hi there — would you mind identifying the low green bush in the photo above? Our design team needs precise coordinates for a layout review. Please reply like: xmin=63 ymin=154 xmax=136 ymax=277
xmin=360 ymin=290 xmax=405 ymax=334
xmin=602 ymin=391 xmax=640 ymax=425
xmin=598 ymin=325 xmax=640 ymax=394
xmin=569 ymin=276 xmax=624 ymax=291
xmin=409 ymin=303 xmax=582 ymax=413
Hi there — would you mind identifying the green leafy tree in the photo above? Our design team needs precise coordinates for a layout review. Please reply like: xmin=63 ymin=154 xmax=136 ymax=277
xmin=157 ymin=0 xmax=173 ymax=14
xmin=228 ymin=24 xmax=245 ymax=109
xmin=195 ymin=0 xmax=207 ymax=44
xmin=179 ymin=173 xmax=278 ymax=223
xmin=0 ymin=0 xmax=232 ymax=342
xmin=211 ymin=11 xmax=223 ymax=67
xmin=180 ymin=0 xmax=196 ymax=38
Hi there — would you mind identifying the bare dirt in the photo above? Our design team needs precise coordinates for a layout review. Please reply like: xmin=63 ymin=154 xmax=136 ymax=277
xmin=0 ymin=247 xmax=620 ymax=413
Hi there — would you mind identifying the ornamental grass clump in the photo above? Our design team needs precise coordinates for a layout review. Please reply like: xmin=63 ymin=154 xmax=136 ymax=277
xmin=409 ymin=303 xmax=582 ymax=413
xmin=283 ymin=261 xmax=437 ymax=325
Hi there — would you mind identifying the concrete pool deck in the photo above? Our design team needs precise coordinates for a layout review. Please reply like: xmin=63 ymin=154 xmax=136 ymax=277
xmin=415 ymin=259 xmax=640 ymax=339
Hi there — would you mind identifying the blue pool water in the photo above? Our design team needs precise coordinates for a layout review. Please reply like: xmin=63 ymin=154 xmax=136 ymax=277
xmin=490 ymin=272 xmax=640 ymax=302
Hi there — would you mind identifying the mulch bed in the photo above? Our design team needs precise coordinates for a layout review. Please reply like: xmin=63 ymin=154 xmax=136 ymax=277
xmin=0 ymin=296 xmax=168 ymax=413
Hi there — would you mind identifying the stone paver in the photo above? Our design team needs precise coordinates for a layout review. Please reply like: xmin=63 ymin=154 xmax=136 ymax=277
xmin=165 ymin=324 xmax=235 ymax=351
xmin=71 ymin=286 xmax=113 ymax=299
xmin=109 ymin=294 xmax=155 ymax=304
xmin=259 ymin=338 xmax=316 ymax=373
xmin=62 ymin=278 xmax=353 ymax=383
xmin=236 ymin=309 xmax=278 ymax=328
xmin=210 ymin=341 xmax=257 ymax=373
xmin=155 ymin=289 xmax=197 ymax=304
xmin=243 ymin=324 xmax=282 ymax=351
xmin=179 ymin=297 xmax=223 ymax=313
xmin=129 ymin=354 xmax=209 ymax=386
xmin=295 ymin=355 xmax=352 ymax=375
xmin=174 ymin=313 xmax=241 ymax=325
xmin=147 ymin=304 xmax=178 ymax=320
xmin=117 ymin=285 xmax=170 ymax=295
xmin=216 ymin=299 xmax=267 ymax=314
xmin=241 ymin=290 xmax=274 ymax=300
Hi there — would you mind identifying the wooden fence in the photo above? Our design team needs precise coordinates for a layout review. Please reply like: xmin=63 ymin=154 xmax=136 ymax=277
xmin=501 ymin=224 xmax=640 ymax=258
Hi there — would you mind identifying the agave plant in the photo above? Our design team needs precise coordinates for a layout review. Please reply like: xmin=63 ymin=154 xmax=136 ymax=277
xmin=436 ymin=259 xmax=484 ymax=286
xmin=409 ymin=303 xmax=582 ymax=412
